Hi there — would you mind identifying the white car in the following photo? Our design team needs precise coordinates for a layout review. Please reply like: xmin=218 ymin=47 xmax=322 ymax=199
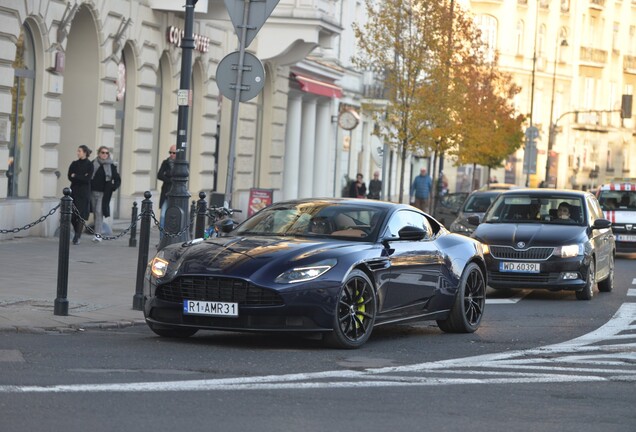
xmin=597 ymin=181 xmax=636 ymax=253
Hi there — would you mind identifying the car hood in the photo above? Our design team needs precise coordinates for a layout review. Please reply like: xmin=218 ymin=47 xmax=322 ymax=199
xmin=159 ymin=236 xmax=374 ymax=281
xmin=472 ymin=223 xmax=587 ymax=247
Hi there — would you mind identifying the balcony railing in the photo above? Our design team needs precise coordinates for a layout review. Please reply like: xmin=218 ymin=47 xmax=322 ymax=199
xmin=580 ymin=47 xmax=607 ymax=65
xmin=590 ymin=0 xmax=605 ymax=8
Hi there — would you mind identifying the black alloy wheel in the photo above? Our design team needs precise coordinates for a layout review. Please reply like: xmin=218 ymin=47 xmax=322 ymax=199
xmin=576 ymin=259 xmax=596 ymax=301
xmin=147 ymin=322 xmax=198 ymax=338
xmin=598 ymin=254 xmax=614 ymax=293
xmin=437 ymin=262 xmax=486 ymax=333
xmin=326 ymin=269 xmax=377 ymax=349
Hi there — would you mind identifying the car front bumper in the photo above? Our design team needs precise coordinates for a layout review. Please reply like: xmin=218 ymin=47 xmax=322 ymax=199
xmin=484 ymin=254 xmax=590 ymax=291
xmin=143 ymin=277 xmax=341 ymax=333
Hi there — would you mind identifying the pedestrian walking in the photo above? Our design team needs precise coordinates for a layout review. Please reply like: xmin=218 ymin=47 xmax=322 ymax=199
xmin=68 ymin=145 xmax=93 ymax=245
xmin=90 ymin=146 xmax=121 ymax=242
xmin=349 ymin=173 xmax=367 ymax=198
xmin=410 ymin=168 xmax=433 ymax=212
xmin=367 ymin=171 xmax=382 ymax=200
xmin=157 ymin=145 xmax=176 ymax=234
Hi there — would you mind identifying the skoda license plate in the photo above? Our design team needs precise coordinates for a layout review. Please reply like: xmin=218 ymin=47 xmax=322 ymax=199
xmin=183 ymin=300 xmax=238 ymax=317
xmin=500 ymin=262 xmax=540 ymax=273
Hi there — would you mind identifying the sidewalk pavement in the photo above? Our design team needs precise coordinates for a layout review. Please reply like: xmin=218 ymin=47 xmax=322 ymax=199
xmin=0 ymin=221 xmax=162 ymax=333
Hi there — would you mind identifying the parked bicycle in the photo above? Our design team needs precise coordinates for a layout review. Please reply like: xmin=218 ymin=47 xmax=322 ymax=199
xmin=204 ymin=206 xmax=242 ymax=239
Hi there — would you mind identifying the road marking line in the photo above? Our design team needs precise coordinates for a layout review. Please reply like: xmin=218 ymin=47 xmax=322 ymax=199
xmin=628 ymin=288 xmax=636 ymax=297
xmin=0 ymin=303 xmax=634 ymax=393
xmin=486 ymin=291 xmax=528 ymax=304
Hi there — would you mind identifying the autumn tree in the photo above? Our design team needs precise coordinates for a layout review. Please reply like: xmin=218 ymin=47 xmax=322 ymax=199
xmin=353 ymin=0 xmax=495 ymax=202
xmin=450 ymin=57 xmax=525 ymax=188
xmin=353 ymin=0 xmax=447 ymax=202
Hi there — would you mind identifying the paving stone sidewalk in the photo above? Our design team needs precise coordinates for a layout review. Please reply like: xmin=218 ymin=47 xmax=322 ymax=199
xmin=0 ymin=223 xmax=160 ymax=333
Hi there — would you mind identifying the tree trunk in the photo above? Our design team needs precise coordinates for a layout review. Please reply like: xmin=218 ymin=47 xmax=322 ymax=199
xmin=399 ymin=139 xmax=407 ymax=203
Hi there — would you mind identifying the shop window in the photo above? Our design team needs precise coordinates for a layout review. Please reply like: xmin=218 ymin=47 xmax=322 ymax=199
xmin=9 ymin=25 xmax=35 ymax=198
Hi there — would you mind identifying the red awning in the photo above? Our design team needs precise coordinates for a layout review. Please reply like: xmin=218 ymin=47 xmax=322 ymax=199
xmin=293 ymin=73 xmax=342 ymax=98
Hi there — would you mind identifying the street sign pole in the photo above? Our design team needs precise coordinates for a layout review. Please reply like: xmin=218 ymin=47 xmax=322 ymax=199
xmin=224 ymin=0 xmax=251 ymax=209
xmin=523 ymin=126 xmax=538 ymax=187
xmin=159 ymin=0 xmax=197 ymax=248
xmin=221 ymin=0 xmax=279 ymax=208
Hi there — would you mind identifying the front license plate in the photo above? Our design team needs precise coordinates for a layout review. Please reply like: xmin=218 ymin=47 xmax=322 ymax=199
xmin=183 ymin=300 xmax=238 ymax=317
xmin=616 ymin=234 xmax=636 ymax=242
xmin=500 ymin=262 xmax=540 ymax=273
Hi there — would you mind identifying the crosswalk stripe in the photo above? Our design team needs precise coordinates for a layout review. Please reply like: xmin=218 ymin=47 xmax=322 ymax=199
xmin=628 ymin=288 xmax=636 ymax=297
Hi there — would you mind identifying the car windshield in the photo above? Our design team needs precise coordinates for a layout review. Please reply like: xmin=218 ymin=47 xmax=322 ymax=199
xmin=462 ymin=192 xmax=499 ymax=213
xmin=234 ymin=201 xmax=386 ymax=240
xmin=482 ymin=194 xmax=585 ymax=225
xmin=598 ymin=190 xmax=636 ymax=211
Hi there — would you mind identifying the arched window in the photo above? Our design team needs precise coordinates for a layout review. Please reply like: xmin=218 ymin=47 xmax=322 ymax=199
xmin=538 ymin=24 xmax=546 ymax=56
xmin=516 ymin=20 xmax=524 ymax=56
xmin=9 ymin=25 xmax=36 ymax=197
xmin=474 ymin=14 xmax=497 ymax=63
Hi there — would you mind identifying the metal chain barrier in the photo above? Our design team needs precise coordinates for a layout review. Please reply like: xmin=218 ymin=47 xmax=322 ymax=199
xmin=0 ymin=204 xmax=61 ymax=234
xmin=71 ymin=204 xmax=145 ymax=241
xmin=149 ymin=211 xmax=193 ymax=238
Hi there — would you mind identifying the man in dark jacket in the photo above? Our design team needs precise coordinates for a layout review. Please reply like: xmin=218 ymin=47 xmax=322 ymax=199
xmin=367 ymin=171 xmax=382 ymax=200
xmin=91 ymin=146 xmax=121 ymax=242
xmin=157 ymin=145 xmax=176 ymax=233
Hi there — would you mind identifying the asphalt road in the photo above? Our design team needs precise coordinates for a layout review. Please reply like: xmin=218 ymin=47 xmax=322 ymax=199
xmin=1 ymin=256 xmax=635 ymax=432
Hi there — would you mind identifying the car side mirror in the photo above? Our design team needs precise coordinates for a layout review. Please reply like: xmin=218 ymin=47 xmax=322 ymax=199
xmin=467 ymin=215 xmax=480 ymax=226
xmin=592 ymin=218 xmax=611 ymax=230
xmin=397 ymin=225 xmax=427 ymax=241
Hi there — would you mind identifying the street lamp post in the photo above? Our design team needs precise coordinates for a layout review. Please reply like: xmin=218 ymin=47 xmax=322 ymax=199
xmin=159 ymin=0 xmax=198 ymax=249
xmin=544 ymin=37 xmax=568 ymax=188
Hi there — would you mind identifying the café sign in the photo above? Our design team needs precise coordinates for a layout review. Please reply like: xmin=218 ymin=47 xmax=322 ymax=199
xmin=166 ymin=25 xmax=210 ymax=53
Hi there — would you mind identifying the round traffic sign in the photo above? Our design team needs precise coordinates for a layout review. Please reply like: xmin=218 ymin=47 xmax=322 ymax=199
xmin=216 ymin=51 xmax=265 ymax=102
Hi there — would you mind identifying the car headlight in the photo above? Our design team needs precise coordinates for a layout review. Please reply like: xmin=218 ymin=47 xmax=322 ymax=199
xmin=451 ymin=222 xmax=471 ymax=233
xmin=480 ymin=243 xmax=490 ymax=255
xmin=275 ymin=259 xmax=337 ymax=284
xmin=150 ymin=256 xmax=170 ymax=278
xmin=554 ymin=244 xmax=583 ymax=258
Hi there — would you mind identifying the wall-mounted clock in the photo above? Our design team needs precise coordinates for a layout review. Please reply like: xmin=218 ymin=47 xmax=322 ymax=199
xmin=338 ymin=110 xmax=359 ymax=130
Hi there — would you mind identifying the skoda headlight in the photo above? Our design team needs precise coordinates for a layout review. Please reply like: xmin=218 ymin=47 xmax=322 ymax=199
xmin=555 ymin=244 xmax=583 ymax=258
xmin=451 ymin=222 xmax=470 ymax=233
xmin=150 ymin=255 xmax=169 ymax=278
xmin=275 ymin=259 xmax=337 ymax=284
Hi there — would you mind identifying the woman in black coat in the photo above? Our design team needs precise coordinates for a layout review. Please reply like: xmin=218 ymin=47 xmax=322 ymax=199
xmin=90 ymin=146 xmax=121 ymax=241
xmin=68 ymin=145 xmax=93 ymax=244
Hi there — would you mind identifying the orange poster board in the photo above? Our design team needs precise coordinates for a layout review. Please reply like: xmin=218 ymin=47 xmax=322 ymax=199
xmin=248 ymin=188 xmax=273 ymax=217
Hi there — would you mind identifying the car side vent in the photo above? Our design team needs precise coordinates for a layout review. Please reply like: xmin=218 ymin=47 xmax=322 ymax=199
xmin=490 ymin=246 xmax=554 ymax=260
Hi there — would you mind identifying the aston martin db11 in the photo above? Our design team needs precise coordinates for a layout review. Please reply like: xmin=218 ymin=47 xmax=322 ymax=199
xmin=144 ymin=199 xmax=488 ymax=348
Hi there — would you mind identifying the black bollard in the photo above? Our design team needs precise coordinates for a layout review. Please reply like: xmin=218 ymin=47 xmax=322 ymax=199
xmin=129 ymin=201 xmax=138 ymax=248
xmin=133 ymin=191 xmax=152 ymax=311
xmin=189 ymin=200 xmax=196 ymax=238
xmin=54 ymin=188 xmax=72 ymax=316
xmin=195 ymin=191 xmax=207 ymax=239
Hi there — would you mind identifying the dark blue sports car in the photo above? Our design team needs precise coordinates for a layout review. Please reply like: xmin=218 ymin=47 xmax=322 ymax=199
xmin=143 ymin=199 xmax=487 ymax=348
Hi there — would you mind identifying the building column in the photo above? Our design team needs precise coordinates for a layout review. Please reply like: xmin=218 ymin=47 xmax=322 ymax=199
xmin=299 ymin=98 xmax=317 ymax=198
xmin=313 ymin=101 xmax=331 ymax=197
xmin=283 ymin=95 xmax=302 ymax=200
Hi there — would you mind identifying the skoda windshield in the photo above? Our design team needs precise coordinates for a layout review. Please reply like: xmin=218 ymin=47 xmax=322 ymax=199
xmin=483 ymin=194 xmax=585 ymax=225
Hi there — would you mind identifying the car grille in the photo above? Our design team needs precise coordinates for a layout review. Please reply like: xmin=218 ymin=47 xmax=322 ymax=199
xmin=490 ymin=246 xmax=554 ymax=260
xmin=156 ymin=276 xmax=284 ymax=306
